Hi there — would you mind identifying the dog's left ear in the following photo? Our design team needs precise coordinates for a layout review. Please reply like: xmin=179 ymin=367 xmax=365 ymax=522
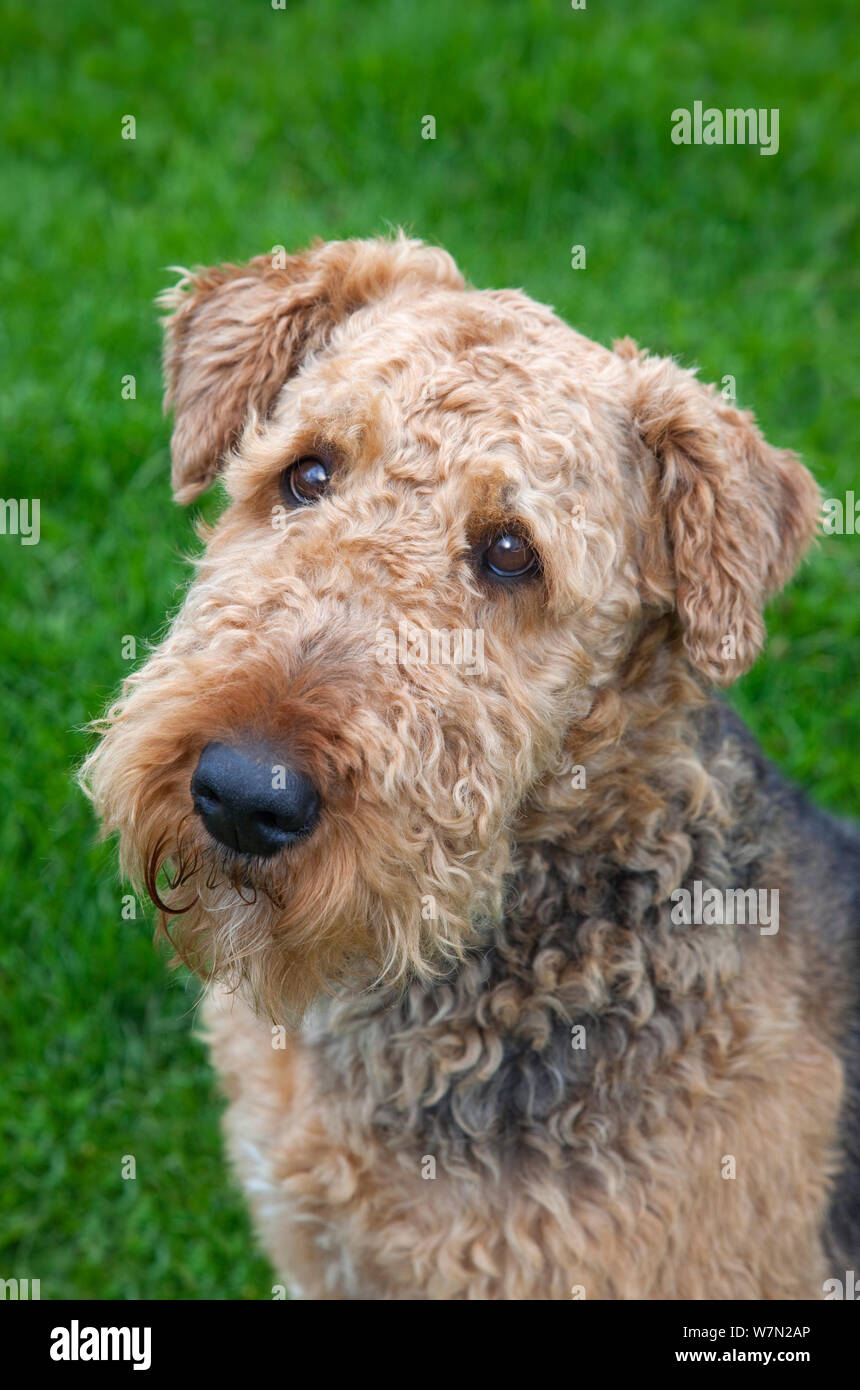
xmin=616 ymin=339 xmax=820 ymax=685
xmin=159 ymin=235 xmax=464 ymax=503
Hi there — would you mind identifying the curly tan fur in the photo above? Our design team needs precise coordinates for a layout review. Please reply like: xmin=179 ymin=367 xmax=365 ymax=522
xmin=82 ymin=233 xmax=858 ymax=1299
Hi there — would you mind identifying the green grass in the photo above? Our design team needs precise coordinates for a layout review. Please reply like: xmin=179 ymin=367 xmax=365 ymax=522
xmin=1 ymin=0 xmax=857 ymax=1299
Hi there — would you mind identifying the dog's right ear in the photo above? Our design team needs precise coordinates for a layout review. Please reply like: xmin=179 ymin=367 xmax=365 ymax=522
xmin=615 ymin=339 xmax=820 ymax=685
xmin=159 ymin=235 xmax=464 ymax=503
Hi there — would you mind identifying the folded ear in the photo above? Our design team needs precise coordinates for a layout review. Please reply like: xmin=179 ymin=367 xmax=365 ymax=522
xmin=617 ymin=341 xmax=820 ymax=685
xmin=159 ymin=234 xmax=464 ymax=503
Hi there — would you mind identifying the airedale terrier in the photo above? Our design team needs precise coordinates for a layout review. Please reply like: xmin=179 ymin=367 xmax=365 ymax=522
xmin=83 ymin=234 xmax=859 ymax=1299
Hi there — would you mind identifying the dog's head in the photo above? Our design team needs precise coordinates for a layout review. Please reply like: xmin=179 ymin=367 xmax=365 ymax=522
xmin=82 ymin=234 xmax=819 ymax=1017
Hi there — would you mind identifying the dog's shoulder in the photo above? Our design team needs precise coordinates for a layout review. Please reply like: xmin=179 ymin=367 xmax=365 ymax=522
xmin=702 ymin=699 xmax=860 ymax=1263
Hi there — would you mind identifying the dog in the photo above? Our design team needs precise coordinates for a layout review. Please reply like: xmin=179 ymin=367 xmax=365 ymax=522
xmin=82 ymin=233 xmax=859 ymax=1299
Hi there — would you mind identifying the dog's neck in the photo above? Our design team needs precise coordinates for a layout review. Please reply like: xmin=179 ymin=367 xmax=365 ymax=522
xmin=517 ymin=634 xmax=732 ymax=892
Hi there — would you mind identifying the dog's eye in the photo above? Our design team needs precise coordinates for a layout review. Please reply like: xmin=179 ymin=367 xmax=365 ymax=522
xmin=284 ymin=457 xmax=331 ymax=505
xmin=483 ymin=532 xmax=538 ymax=579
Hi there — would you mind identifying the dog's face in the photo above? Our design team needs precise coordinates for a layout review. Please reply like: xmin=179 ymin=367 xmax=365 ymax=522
xmin=83 ymin=235 xmax=819 ymax=1017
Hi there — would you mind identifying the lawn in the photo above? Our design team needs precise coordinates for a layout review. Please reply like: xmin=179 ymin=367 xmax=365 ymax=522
xmin=1 ymin=0 xmax=857 ymax=1298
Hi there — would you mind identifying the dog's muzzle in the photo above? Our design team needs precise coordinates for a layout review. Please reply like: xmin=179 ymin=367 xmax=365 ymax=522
xmin=190 ymin=741 xmax=320 ymax=857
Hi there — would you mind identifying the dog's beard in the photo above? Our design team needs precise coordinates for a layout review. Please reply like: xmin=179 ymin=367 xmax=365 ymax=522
xmin=136 ymin=810 xmax=503 ymax=1024
xmin=139 ymin=817 xmax=376 ymax=1022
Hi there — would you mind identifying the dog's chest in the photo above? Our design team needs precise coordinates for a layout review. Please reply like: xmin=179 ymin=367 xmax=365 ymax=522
xmin=302 ymin=856 xmax=727 ymax=1167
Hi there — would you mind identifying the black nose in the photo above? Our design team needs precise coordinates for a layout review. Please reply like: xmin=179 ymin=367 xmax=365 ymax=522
xmin=190 ymin=742 xmax=320 ymax=857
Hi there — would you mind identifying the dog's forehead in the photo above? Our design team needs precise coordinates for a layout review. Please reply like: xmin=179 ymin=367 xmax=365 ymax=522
xmin=327 ymin=286 xmax=617 ymax=397
xmin=277 ymin=286 xmax=627 ymax=491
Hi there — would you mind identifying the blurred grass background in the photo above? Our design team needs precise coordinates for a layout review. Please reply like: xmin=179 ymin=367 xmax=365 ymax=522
xmin=1 ymin=0 xmax=857 ymax=1298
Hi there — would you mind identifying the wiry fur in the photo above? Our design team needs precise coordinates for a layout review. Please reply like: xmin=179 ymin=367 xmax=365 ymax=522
xmin=81 ymin=233 xmax=859 ymax=1298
